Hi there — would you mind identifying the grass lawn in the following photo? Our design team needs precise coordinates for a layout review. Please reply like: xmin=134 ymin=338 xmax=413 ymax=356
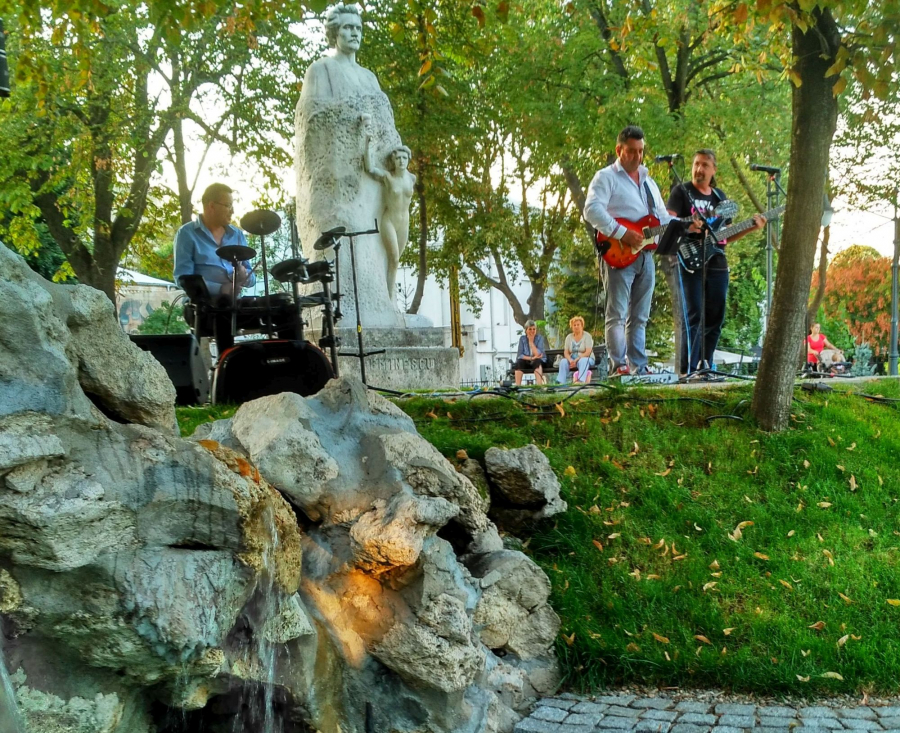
xmin=176 ymin=379 xmax=900 ymax=695
xmin=399 ymin=380 xmax=900 ymax=695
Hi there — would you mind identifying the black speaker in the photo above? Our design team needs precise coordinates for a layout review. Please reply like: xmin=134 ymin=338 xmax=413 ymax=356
xmin=130 ymin=334 xmax=211 ymax=406
xmin=213 ymin=340 xmax=333 ymax=405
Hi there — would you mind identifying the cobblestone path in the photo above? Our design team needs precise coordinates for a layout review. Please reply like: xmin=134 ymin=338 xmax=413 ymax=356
xmin=516 ymin=694 xmax=900 ymax=733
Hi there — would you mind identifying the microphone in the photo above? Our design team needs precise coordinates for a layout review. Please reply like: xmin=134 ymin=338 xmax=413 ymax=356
xmin=749 ymin=164 xmax=781 ymax=175
xmin=654 ymin=154 xmax=682 ymax=163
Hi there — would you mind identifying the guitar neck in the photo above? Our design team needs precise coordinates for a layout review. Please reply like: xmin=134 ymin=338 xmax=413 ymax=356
xmin=644 ymin=216 xmax=692 ymax=239
xmin=718 ymin=205 xmax=786 ymax=241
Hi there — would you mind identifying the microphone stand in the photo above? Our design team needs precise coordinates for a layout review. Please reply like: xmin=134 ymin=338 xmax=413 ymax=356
xmin=762 ymin=171 xmax=787 ymax=333
xmin=676 ymin=181 xmax=720 ymax=381
xmin=287 ymin=209 xmax=305 ymax=342
xmin=666 ymin=161 xmax=687 ymax=377
xmin=336 ymin=221 xmax=385 ymax=385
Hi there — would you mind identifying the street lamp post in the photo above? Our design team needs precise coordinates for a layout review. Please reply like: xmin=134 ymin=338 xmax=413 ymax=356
xmin=890 ymin=189 xmax=899 ymax=376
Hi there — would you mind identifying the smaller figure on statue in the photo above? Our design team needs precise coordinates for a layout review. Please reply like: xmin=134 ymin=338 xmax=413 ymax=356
xmin=362 ymin=114 xmax=415 ymax=303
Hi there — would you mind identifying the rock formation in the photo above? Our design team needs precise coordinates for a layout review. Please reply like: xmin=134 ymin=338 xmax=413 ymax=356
xmin=484 ymin=444 xmax=568 ymax=531
xmin=0 ymin=242 xmax=561 ymax=732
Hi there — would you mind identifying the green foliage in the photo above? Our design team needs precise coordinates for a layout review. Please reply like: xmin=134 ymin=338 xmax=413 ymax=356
xmin=0 ymin=1 xmax=310 ymax=300
xmin=400 ymin=379 xmax=900 ymax=693
xmin=850 ymin=341 xmax=877 ymax=376
xmin=136 ymin=300 xmax=189 ymax=335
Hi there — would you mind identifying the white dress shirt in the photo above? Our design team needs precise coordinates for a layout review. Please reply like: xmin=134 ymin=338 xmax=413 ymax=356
xmin=583 ymin=160 xmax=672 ymax=240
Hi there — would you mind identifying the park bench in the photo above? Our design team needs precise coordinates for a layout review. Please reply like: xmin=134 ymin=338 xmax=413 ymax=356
xmin=508 ymin=344 xmax=609 ymax=383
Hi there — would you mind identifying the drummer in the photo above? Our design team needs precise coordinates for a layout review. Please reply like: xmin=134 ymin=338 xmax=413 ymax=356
xmin=173 ymin=183 xmax=257 ymax=352
xmin=173 ymin=183 xmax=256 ymax=299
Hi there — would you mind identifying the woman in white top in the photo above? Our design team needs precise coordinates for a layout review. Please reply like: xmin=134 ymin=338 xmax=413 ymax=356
xmin=558 ymin=315 xmax=595 ymax=384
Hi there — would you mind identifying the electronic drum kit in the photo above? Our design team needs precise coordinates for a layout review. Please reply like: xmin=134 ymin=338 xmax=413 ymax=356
xmin=205 ymin=209 xmax=348 ymax=404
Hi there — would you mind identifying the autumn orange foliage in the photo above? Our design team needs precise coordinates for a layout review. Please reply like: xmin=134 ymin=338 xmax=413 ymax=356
xmin=810 ymin=249 xmax=893 ymax=354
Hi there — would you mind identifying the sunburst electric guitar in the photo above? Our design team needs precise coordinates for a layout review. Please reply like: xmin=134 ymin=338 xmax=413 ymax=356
xmin=595 ymin=200 xmax=740 ymax=269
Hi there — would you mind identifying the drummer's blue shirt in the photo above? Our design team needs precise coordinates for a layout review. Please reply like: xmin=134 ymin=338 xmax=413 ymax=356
xmin=173 ymin=216 xmax=256 ymax=297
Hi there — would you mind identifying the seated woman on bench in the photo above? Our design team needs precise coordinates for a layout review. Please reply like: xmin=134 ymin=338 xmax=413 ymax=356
xmin=514 ymin=320 xmax=549 ymax=385
xmin=558 ymin=315 xmax=595 ymax=384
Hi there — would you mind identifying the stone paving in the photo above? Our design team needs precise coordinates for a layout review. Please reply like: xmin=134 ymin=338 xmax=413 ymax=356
xmin=515 ymin=694 xmax=900 ymax=733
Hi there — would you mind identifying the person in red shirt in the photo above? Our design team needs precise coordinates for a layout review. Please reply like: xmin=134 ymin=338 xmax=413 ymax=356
xmin=806 ymin=322 xmax=838 ymax=366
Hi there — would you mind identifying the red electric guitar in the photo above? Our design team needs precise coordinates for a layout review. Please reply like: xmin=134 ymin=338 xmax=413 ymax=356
xmin=595 ymin=215 xmax=687 ymax=269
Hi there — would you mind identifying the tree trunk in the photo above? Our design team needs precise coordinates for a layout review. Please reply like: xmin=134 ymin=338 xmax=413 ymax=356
xmin=173 ymin=116 xmax=194 ymax=225
xmin=751 ymin=8 xmax=840 ymax=431
xmin=408 ymin=162 xmax=428 ymax=314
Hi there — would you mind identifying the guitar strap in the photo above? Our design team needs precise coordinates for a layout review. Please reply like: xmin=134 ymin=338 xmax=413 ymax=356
xmin=643 ymin=181 xmax=655 ymax=216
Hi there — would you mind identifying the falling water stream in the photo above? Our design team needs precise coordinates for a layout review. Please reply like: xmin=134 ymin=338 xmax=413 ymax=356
xmin=231 ymin=502 xmax=282 ymax=733
xmin=0 ymin=629 xmax=24 ymax=733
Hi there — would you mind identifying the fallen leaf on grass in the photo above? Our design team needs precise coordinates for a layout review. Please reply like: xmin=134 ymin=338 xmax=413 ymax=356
xmin=839 ymin=593 xmax=853 ymax=604
xmin=626 ymin=642 xmax=641 ymax=652
xmin=779 ymin=580 xmax=794 ymax=591
xmin=655 ymin=468 xmax=672 ymax=477
xmin=828 ymin=437 xmax=836 ymax=447
xmin=592 ymin=540 xmax=604 ymax=552
xmin=788 ymin=530 xmax=796 ymax=537
xmin=836 ymin=464 xmax=845 ymax=472
xmin=818 ymin=502 xmax=832 ymax=508
xmin=709 ymin=559 xmax=720 ymax=570
xmin=821 ymin=672 xmax=844 ymax=680
xmin=456 ymin=449 xmax=468 ymax=460
xmin=878 ymin=475 xmax=884 ymax=486
xmin=426 ymin=411 xmax=438 ymax=419
xmin=723 ymin=628 xmax=734 ymax=636
xmin=554 ymin=403 xmax=566 ymax=418
xmin=563 ymin=632 xmax=576 ymax=646
xmin=887 ymin=599 xmax=900 ymax=607
xmin=849 ymin=475 xmax=857 ymax=491
xmin=797 ymin=675 xmax=810 ymax=682
xmin=652 ymin=633 xmax=670 ymax=644
xmin=694 ymin=635 xmax=712 ymax=645
xmin=564 ymin=465 xmax=577 ymax=477
xmin=628 ymin=442 xmax=640 ymax=457
xmin=607 ymin=533 xmax=621 ymax=540
xmin=702 ymin=582 xmax=718 ymax=592
xmin=755 ymin=552 xmax=770 ymax=561
xmin=837 ymin=634 xmax=849 ymax=648
xmin=803 ymin=460 xmax=811 ymax=468
xmin=809 ymin=621 xmax=826 ymax=631
xmin=801 ymin=649 xmax=811 ymax=657
xmin=823 ymin=549 xmax=835 ymax=565
xmin=847 ymin=442 xmax=856 ymax=451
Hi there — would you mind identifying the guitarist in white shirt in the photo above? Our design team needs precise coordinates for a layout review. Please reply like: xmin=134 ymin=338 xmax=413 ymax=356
xmin=666 ymin=149 xmax=766 ymax=377
xmin=583 ymin=126 xmax=674 ymax=376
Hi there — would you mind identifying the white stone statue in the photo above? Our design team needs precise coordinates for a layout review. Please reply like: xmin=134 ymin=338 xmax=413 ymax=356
xmin=294 ymin=3 xmax=414 ymax=328
xmin=362 ymin=115 xmax=416 ymax=304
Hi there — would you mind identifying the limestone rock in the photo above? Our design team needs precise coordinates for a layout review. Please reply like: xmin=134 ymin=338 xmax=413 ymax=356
xmin=469 ymin=551 xmax=560 ymax=660
xmin=0 ymin=242 xmax=176 ymax=433
xmin=372 ymin=614 xmax=486 ymax=693
xmin=0 ymin=252 xmax=559 ymax=733
xmin=63 ymin=285 xmax=177 ymax=434
xmin=350 ymin=493 xmax=458 ymax=573
xmin=229 ymin=392 xmax=339 ymax=520
xmin=484 ymin=445 xmax=567 ymax=531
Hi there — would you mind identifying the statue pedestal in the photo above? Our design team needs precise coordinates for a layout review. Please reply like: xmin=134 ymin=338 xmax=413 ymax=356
xmin=333 ymin=326 xmax=459 ymax=390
